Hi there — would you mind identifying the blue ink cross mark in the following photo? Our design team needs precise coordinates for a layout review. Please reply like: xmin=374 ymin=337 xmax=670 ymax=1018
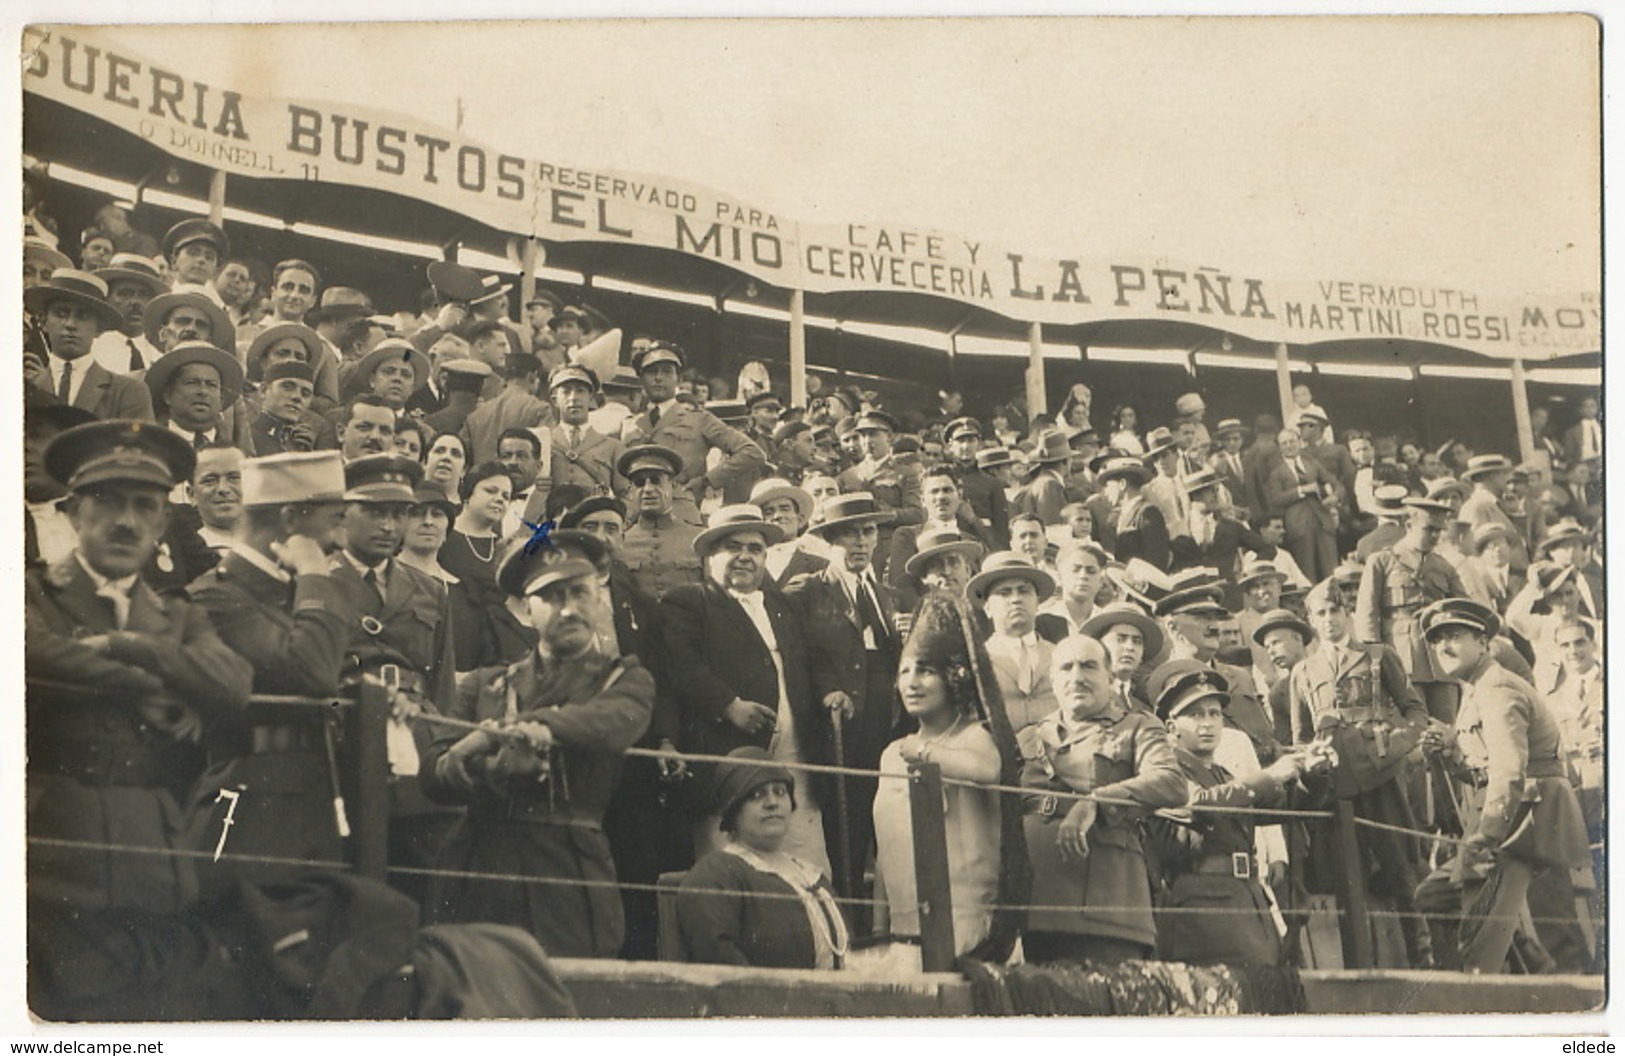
xmin=520 ymin=518 xmax=558 ymax=558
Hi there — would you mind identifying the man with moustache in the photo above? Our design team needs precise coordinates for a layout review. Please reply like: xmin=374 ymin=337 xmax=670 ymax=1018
xmin=662 ymin=506 xmax=828 ymax=874
xmin=618 ymin=445 xmax=703 ymax=600
xmin=90 ymin=253 xmax=167 ymax=374
xmin=422 ymin=531 xmax=655 ymax=958
xmin=144 ymin=341 xmax=247 ymax=454
xmin=142 ymin=286 xmax=234 ymax=357
xmin=185 ymin=450 xmax=358 ymax=886
xmin=784 ymin=492 xmax=904 ymax=898
xmin=1156 ymin=573 xmax=1280 ymax=764
xmin=337 ymin=394 xmax=399 ymax=463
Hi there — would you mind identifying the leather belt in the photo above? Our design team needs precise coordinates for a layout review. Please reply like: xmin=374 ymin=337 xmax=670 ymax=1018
xmin=1023 ymin=792 xmax=1066 ymax=817
xmin=1194 ymin=852 xmax=1254 ymax=880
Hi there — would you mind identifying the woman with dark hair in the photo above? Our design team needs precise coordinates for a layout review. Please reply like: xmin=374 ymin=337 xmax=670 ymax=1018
xmin=440 ymin=461 xmax=533 ymax=669
xmin=1109 ymin=404 xmax=1145 ymax=455
xmin=865 ymin=592 xmax=1029 ymax=969
xmin=423 ymin=431 xmax=469 ymax=496
xmin=676 ymin=747 xmax=849 ymax=969
xmin=394 ymin=416 xmax=430 ymax=463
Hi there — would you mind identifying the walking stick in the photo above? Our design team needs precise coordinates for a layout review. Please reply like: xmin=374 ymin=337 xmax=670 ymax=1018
xmin=831 ymin=710 xmax=855 ymax=898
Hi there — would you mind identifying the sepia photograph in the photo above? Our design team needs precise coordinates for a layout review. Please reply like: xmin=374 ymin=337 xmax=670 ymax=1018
xmin=10 ymin=6 xmax=1606 ymax=1034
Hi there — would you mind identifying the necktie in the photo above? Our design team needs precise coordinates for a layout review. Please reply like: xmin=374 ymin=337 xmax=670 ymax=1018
xmin=1017 ymin=639 xmax=1035 ymax=694
xmin=127 ymin=338 xmax=143 ymax=373
xmin=649 ymin=406 xmax=661 ymax=427
xmin=364 ymin=566 xmax=382 ymax=599
xmin=1118 ymin=681 xmax=1134 ymax=710
xmin=1294 ymin=458 xmax=1308 ymax=485
xmin=856 ymin=577 xmax=889 ymax=647
xmin=569 ymin=425 xmax=581 ymax=449
xmin=192 ymin=431 xmax=211 ymax=452
xmin=56 ymin=360 xmax=72 ymax=402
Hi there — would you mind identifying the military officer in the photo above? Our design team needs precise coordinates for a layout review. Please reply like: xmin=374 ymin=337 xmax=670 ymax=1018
xmin=1155 ymin=574 xmax=1281 ymax=764
xmin=1018 ymin=635 xmax=1187 ymax=965
xmin=421 ymin=532 xmax=656 ymax=958
xmin=1416 ymin=598 xmax=1590 ymax=974
xmin=946 ymin=416 xmax=1010 ymax=546
xmin=1148 ymin=661 xmax=1320 ymax=966
xmin=1356 ymin=495 xmax=1469 ymax=722
xmin=185 ymin=450 xmax=358 ymax=886
xmin=1292 ymin=579 xmax=1434 ymax=967
xmin=622 ymin=341 xmax=765 ymax=522
xmin=836 ymin=410 xmax=924 ymax=579
xmin=26 ymin=420 xmax=253 ymax=915
xmin=329 ymin=453 xmax=459 ymax=900
xmin=547 ymin=363 xmax=626 ymax=501
xmin=617 ymin=444 xmax=703 ymax=600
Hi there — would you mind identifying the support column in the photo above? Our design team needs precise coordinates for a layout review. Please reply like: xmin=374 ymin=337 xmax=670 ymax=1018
xmin=1509 ymin=357 xmax=1536 ymax=464
xmin=1026 ymin=322 xmax=1046 ymax=427
xmin=207 ymin=169 xmax=227 ymax=228
xmin=789 ymin=289 xmax=808 ymax=407
xmin=1275 ymin=343 xmax=1295 ymax=425
xmin=519 ymin=238 xmax=540 ymax=309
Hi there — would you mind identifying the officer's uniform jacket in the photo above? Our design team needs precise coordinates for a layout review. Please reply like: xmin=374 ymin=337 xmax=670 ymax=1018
xmin=546 ymin=422 xmax=625 ymax=499
xmin=955 ymin=460 xmax=1011 ymax=546
xmin=837 ymin=455 xmax=924 ymax=527
xmin=327 ymin=557 xmax=456 ymax=707
xmin=27 ymin=554 xmax=253 ymax=913
xmin=1287 ymin=639 xmax=1426 ymax=796
xmin=1354 ymin=540 xmax=1466 ymax=682
xmin=1017 ymin=703 xmax=1186 ymax=949
xmin=620 ymin=510 xmax=703 ymax=600
xmin=622 ymin=401 xmax=765 ymax=512
xmin=1449 ymin=658 xmax=1589 ymax=874
xmin=1150 ymin=746 xmax=1286 ymax=966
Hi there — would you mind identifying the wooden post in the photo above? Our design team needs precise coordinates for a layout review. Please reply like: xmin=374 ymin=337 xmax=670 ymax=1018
xmin=1026 ymin=322 xmax=1046 ymax=427
xmin=1274 ymin=343 xmax=1295 ymax=426
xmin=519 ymin=238 xmax=540 ymax=312
xmin=789 ymin=289 xmax=808 ymax=408
xmin=1333 ymin=799 xmax=1375 ymax=969
xmin=907 ymin=761 xmax=957 ymax=972
xmin=1509 ymin=357 xmax=1537 ymax=464
xmin=206 ymin=169 xmax=227 ymax=228
xmin=352 ymin=681 xmax=391 ymax=882
xmin=947 ymin=332 xmax=961 ymax=392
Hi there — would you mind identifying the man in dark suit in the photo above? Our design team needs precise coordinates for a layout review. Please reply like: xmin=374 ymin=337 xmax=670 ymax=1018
xmin=661 ymin=506 xmax=828 ymax=875
xmin=1242 ymin=414 xmax=1282 ymax=522
xmin=26 ymin=420 xmax=253 ymax=922
xmin=1265 ymin=427 xmax=1340 ymax=583
xmin=888 ymin=466 xmax=997 ymax=601
xmin=751 ymin=477 xmax=829 ymax=588
xmin=25 ymin=270 xmax=154 ymax=422
xmin=623 ymin=342 xmax=765 ymax=521
xmin=186 ymin=450 xmax=358 ymax=887
xmin=1210 ymin=418 xmax=1251 ymax=513
xmin=1170 ymin=469 xmax=1277 ymax=583
xmin=784 ymin=492 xmax=903 ymax=898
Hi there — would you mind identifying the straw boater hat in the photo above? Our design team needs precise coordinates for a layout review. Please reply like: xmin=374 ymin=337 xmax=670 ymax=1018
xmin=142 ymin=286 xmax=235 ymax=351
xmin=692 ymin=504 xmax=785 ymax=555
xmin=1470 ymin=522 xmax=1517 ymax=553
xmin=1402 ymin=493 xmax=1457 ymax=517
xmin=1419 ymin=597 xmax=1501 ymax=641
xmin=23 ymin=269 xmax=124 ymax=331
xmin=1423 ymin=476 xmax=1470 ymax=508
xmin=1093 ymin=453 xmax=1152 ymax=487
xmin=905 ymin=526 xmax=985 ymax=578
xmin=1250 ymin=608 xmax=1314 ymax=648
xmin=1150 ymin=659 xmax=1229 ymax=721
xmin=1212 ymin=418 xmax=1245 ymax=440
xmin=1372 ymin=483 xmax=1411 ymax=517
xmin=1143 ymin=426 xmax=1179 ymax=459
xmin=810 ymin=492 xmax=893 ymax=537
xmin=975 ymin=447 xmax=1015 ymax=471
xmin=96 ymin=253 xmax=167 ymax=296
xmin=1174 ymin=393 xmax=1207 ymax=417
xmin=306 ymin=286 xmax=375 ymax=326
xmin=44 ymin=420 xmax=195 ymax=494
xmin=1181 ymin=467 xmax=1222 ymax=496
xmin=1527 ymin=561 xmax=1578 ymax=600
xmin=1295 ymin=407 xmax=1330 ymax=428
xmin=340 ymin=338 xmax=432 ymax=400
xmin=967 ymin=551 xmax=1055 ymax=602
xmin=1461 ymin=453 xmax=1515 ymax=482
xmin=240 ymin=451 xmax=347 ymax=507
xmin=1537 ymin=519 xmax=1592 ymax=556
xmin=24 ymin=236 xmax=73 ymax=275
xmin=1235 ymin=557 xmax=1288 ymax=591
xmin=749 ymin=477 xmax=814 ymax=523
xmin=247 ymin=322 xmax=324 ymax=379
xmin=1079 ymin=602 xmax=1166 ymax=659
xmin=144 ymin=340 xmax=245 ymax=410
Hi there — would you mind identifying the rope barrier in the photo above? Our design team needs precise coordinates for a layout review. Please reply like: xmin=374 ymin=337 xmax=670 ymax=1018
xmin=26 ymin=836 xmax=1593 ymax=928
